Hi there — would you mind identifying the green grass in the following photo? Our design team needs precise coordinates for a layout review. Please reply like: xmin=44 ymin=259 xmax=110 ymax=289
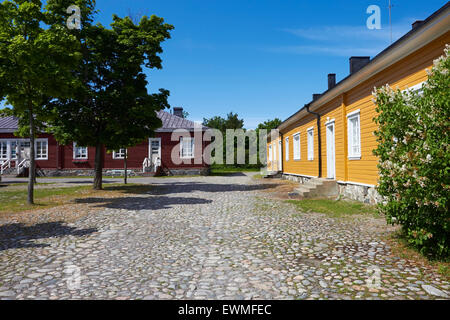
xmin=287 ymin=198 xmax=379 ymax=218
xmin=0 ymin=183 xmax=153 ymax=214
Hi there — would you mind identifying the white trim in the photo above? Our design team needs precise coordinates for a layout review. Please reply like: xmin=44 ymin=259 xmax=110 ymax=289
xmin=337 ymin=180 xmax=376 ymax=188
xmin=346 ymin=109 xmax=360 ymax=118
xmin=324 ymin=118 xmax=335 ymax=126
xmin=285 ymin=137 xmax=289 ymax=161
xmin=0 ymin=138 xmax=48 ymax=160
xmin=35 ymin=139 xmax=49 ymax=160
xmin=347 ymin=111 xmax=361 ymax=159
xmin=283 ymin=172 xmax=318 ymax=179
xmin=292 ymin=133 xmax=300 ymax=160
xmin=180 ymin=136 xmax=194 ymax=159
xmin=307 ymin=128 xmax=314 ymax=161
xmin=112 ymin=148 xmax=126 ymax=159
xmin=149 ymin=137 xmax=162 ymax=158
xmin=402 ymin=81 xmax=426 ymax=94
xmin=307 ymin=126 xmax=314 ymax=131
xmin=73 ymin=142 xmax=88 ymax=159
xmin=268 ymin=144 xmax=272 ymax=162
xmin=325 ymin=122 xmax=336 ymax=179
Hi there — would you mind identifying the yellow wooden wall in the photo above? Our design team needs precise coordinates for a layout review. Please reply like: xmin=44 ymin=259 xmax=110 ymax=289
xmin=271 ymin=32 xmax=449 ymax=185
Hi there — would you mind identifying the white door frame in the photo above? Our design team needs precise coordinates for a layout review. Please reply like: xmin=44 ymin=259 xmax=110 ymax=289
xmin=278 ymin=140 xmax=282 ymax=171
xmin=326 ymin=122 xmax=336 ymax=179
xmin=148 ymin=138 xmax=161 ymax=165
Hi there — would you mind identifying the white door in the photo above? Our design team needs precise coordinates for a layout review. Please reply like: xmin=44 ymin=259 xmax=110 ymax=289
xmin=149 ymin=138 xmax=161 ymax=170
xmin=326 ymin=123 xmax=336 ymax=179
xmin=278 ymin=140 xmax=282 ymax=171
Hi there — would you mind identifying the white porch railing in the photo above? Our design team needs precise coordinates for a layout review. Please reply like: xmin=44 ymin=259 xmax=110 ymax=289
xmin=1 ymin=159 xmax=11 ymax=175
xmin=142 ymin=157 xmax=161 ymax=173
xmin=142 ymin=158 xmax=151 ymax=173
xmin=17 ymin=158 xmax=30 ymax=174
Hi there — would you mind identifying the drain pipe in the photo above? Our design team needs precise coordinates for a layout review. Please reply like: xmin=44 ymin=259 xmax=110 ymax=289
xmin=305 ymin=104 xmax=322 ymax=178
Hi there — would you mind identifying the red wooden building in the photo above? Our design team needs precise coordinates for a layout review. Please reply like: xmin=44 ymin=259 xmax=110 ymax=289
xmin=0 ymin=107 xmax=210 ymax=176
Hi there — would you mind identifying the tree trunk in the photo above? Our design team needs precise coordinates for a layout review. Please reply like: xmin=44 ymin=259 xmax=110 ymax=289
xmin=28 ymin=109 xmax=35 ymax=204
xmin=124 ymin=149 xmax=128 ymax=184
xmin=93 ymin=143 xmax=103 ymax=190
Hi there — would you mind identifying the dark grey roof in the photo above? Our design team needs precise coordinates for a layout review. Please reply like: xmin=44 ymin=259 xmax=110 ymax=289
xmin=0 ymin=116 xmax=18 ymax=133
xmin=156 ymin=110 xmax=208 ymax=132
xmin=0 ymin=111 xmax=207 ymax=133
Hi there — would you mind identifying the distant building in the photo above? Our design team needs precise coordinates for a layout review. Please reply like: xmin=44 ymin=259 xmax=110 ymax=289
xmin=0 ymin=107 xmax=210 ymax=176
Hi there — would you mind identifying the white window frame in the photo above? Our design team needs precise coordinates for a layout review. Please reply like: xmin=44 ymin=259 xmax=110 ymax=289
xmin=285 ymin=137 xmax=289 ymax=161
xmin=293 ymin=133 xmax=301 ymax=160
xmin=0 ymin=141 xmax=7 ymax=160
xmin=268 ymin=144 xmax=272 ymax=161
xmin=0 ymin=139 xmax=48 ymax=160
xmin=307 ymin=127 xmax=314 ymax=161
xmin=347 ymin=109 xmax=361 ymax=160
xmin=35 ymin=139 xmax=48 ymax=160
xmin=404 ymin=81 xmax=425 ymax=95
xmin=113 ymin=148 xmax=126 ymax=159
xmin=180 ymin=136 xmax=194 ymax=159
xmin=73 ymin=142 xmax=88 ymax=160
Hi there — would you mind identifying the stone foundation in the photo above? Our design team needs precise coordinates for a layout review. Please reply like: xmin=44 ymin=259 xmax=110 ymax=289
xmin=282 ymin=173 xmax=382 ymax=204
xmin=282 ymin=174 xmax=313 ymax=184
xmin=166 ymin=167 xmax=210 ymax=176
xmin=338 ymin=183 xmax=382 ymax=204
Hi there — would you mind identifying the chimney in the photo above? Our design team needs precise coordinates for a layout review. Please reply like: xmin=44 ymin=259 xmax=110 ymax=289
xmin=412 ymin=20 xmax=424 ymax=29
xmin=328 ymin=73 xmax=336 ymax=90
xmin=312 ymin=94 xmax=322 ymax=101
xmin=349 ymin=56 xmax=370 ymax=74
xmin=173 ymin=107 xmax=184 ymax=118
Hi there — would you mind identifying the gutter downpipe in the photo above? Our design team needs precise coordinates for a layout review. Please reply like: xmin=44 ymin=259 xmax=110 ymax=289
xmin=305 ymin=104 xmax=322 ymax=178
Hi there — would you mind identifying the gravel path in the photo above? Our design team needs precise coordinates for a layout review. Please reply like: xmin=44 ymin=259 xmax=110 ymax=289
xmin=0 ymin=174 xmax=449 ymax=300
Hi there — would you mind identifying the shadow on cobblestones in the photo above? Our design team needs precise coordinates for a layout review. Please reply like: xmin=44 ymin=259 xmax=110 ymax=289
xmin=150 ymin=182 xmax=279 ymax=195
xmin=0 ymin=222 xmax=97 ymax=251
xmin=74 ymin=195 xmax=213 ymax=210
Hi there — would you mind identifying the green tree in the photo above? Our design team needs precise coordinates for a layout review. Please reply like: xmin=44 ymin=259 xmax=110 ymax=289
xmin=202 ymin=112 xmax=244 ymax=133
xmin=46 ymin=1 xmax=173 ymax=190
xmin=0 ymin=0 xmax=80 ymax=204
xmin=257 ymin=118 xmax=282 ymax=131
xmin=373 ymin=45 xmax=450 ymax=259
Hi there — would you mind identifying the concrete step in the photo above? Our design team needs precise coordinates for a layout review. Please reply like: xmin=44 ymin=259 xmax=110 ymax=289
xmin=291 ymin=177 xmax=339 ymax=198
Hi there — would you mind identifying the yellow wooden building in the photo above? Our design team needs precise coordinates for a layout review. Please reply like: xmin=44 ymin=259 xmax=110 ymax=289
xmin=267 ymin=3 xmax=450 ymax=202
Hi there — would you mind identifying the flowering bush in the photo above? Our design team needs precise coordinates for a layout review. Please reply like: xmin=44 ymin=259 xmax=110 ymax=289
xmin=373 ymin=45 xmax=450 ymax=259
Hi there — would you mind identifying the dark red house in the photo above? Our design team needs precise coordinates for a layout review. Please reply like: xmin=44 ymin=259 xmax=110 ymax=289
xmin=0 ymin=107 xmax=210 ymax=176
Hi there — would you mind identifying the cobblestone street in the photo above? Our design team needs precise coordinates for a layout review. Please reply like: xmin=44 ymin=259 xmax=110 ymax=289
xmin=0 ymin=174 xmax=449 ymax=300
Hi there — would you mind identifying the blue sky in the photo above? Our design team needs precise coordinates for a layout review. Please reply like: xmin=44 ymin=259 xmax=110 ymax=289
xmin=2 ymin=0 xmax=447 ymax=128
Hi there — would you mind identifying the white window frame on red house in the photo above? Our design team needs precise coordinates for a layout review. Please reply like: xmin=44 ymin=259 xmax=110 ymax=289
xmin=73 ymin=142 xmax=88 ymax=160
xmin=0 ymin=138 xmax=48 ymax=160
xmin=180 ymin=136 xmax=194 ymax=159
xmin=113 ymin=148 xmax=126 ymax=159
xmin=347 ymin=109 xmax=361 ymax=160
xmin=307 ymin=127 xmax=314 ymax=161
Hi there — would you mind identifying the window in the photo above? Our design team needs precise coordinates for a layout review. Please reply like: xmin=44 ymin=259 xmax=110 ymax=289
xmin=285 ymin=137 xmax=289 ymax=161
xmin=180 ymin=137 xmax=194 ymax=158
xmin=35 ymin=140 xmax=48 ymax=160
xmin=113 ymin=148 xmax=126 ymax=159
xmin=73 ymin=142 xmax=88 ymax=159
xmin=293 ymin=133 xmax=300 ymax=160
xmin=307 ymin=128 xmax=314 ymax=160
xmin=0 ymin=141 xmax=7 ymax=160
xmin=347 ymin=110 xmax=361 ymax=159
xmin=268 ymin=145 xmax=272 ymax=161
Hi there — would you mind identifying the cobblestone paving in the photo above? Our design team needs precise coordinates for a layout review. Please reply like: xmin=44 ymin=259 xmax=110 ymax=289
xmin=0 ymin=174 xmax=449 ymax=300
